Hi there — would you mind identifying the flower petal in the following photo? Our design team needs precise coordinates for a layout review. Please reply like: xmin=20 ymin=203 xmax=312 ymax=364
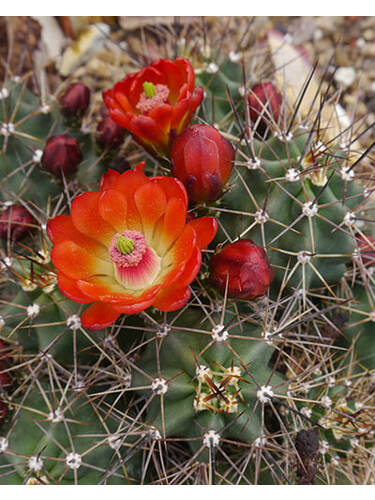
xmin=77 ymin=275 xmax=129 ymax=300
xmin=57 ymin=273 xmax=93 ymax=304
xmin=81 ymin=302 xmax=122 ymax=330
xmin=98 ymin=189 xmax=128 ymax=233
xmin=171 ymin=98 xmax=190 ymax=132
xmin=100 ymin=168 xmax=121 ymax=191
xmin=155 ymin=197 xmax=186 ymax=254
xmin=150 ymin=176 xmax=188 ymax=208
xmin=157 ymin=246 xmax=201 ymax=289
xmin=148 ymin=103 xmax=173 ymax=132
xmin=131 ymin=114 xmax=169 ymax=150
xmin=113 ymin=296 xmax=155 ymax=315
xmin=156 ymin=262 xmax=186 ymax=288
xmin=108 ymin=108 xmax=132 ymax=130
xmin=77 ymin=276 xmax=161 ymax=306
xmin=71 ymin=192 xmax=115 ymax=246
xmin=172 ymin=88 xmax=204 ymax=134
xmin=113 ymin=89 xmax=134 ymax=113
xmin=189 ymin=216 xmax=218 ymax=249
xmin=153 ymin=286 xmax=191 ymax=312
xmin=163 ymin=224 xmax=196 ymax=264
xmin=47 ymin=214 xmax=108 ymax=260
xmin=114 ymin=169 xmax=148 ymax=231
xmin=114 ymin=247 xmax=161 ymax=290
xmin=158 ymin=59 xmax=185 ymax=103
xmin=52 ymin=240 xmax=112 ymax=280
xmin=177 ymin=245 xmax=202 ymax=287
xmin=134 ymin=182 xmax=167 ymax=241
xmin=175 ymin=58 xmax=195 ymax=92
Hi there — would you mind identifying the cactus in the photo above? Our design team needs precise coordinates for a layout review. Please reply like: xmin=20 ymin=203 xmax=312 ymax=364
xmin=0 ymin=18 xmax=374 ymax=486
xmin=133 ymin=307 xmax=285 ymax=446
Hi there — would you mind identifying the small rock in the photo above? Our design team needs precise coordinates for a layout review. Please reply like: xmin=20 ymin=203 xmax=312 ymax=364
xmin=363 ymin=29 xmax=374 ymax=41
xmin=362 ymin=44 xmax=375 ymax=58
xmin=334 ymin=66 xmax=357 ymax=88
xmin=313 ymin=28 xmax=323 ymax=42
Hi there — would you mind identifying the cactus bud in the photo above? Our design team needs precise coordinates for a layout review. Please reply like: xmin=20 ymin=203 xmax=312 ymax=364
xmin=357 ymin=234 xmax=375 ymax=266
xmin=41 ymin=134 xmax=82 ymax=178
xmin=0 ymin=205 xmax=36 ymax=241
xmin=0 ymin=340 xmax=12 ymax=390
xmin=96 ymin=111 xmax=126 ymax=149
xmin=0 ymin=340 xmax=12 ymax=363
xmin=59 ymin=83 xmax=90 ymax=117
xmin=210 ymin=239 xmax=273 ymax=299
xmin=109 ymin=156 xmax=131 ymax=173
xmin=247 ymin=82 xmax=282 ymax=134
xmin=170 ymin=124 xmax=235 ymax=204
xmin=0 ymin=400 xmax=8 ymax=427
xmin=0 ymin=362 xmax=11 ymax=389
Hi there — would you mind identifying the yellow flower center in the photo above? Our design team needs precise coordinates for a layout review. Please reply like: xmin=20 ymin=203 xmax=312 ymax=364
xmin=116 ymin=235 xmax=135 ymax=255
xmin=143 ymin=81 xmax=157 ymax=98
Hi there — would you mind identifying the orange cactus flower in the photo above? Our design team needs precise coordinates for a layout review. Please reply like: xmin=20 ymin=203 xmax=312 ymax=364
xmin=47 ymin=163 xmax=218 ymax=330
xmin=103 ymin=58 xmax=204 ymax=157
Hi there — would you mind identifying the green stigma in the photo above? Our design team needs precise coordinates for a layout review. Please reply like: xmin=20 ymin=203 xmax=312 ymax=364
xmin=143 ymin=81 xmax=156 ymax=98
xmin=116 ymin=236 xmax=135 ymax=255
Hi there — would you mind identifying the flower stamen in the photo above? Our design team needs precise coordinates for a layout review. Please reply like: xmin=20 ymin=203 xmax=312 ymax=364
xmin=116 ymin=235 xmax=135 ymax=255
xmin=110 ymin=231 xmax=146 ymax=268
xmin=137 ymin=83 xmax=170 ymax=113
xmin=109 ymin=231 xmax=161 ymax=290
xmin=143 ymin=81 xmax=157 ymax=98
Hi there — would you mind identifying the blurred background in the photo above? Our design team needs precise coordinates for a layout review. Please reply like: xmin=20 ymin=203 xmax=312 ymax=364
xmin=1 ymin=16 xmax=374 ymax=152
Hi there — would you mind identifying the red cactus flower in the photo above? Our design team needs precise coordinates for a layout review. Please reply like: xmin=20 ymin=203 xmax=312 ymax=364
xmin=0 ymin=205 xmax=36 ymax=241
xmin=210 ymin=239 xmax=273 ymax=299
xmin=357 ymin=234 xmax=375 ymax=266
xmin=170 ymin=124 xmax=235 ymax=204
xmin=47 ymin=163 xmax=217 ymax=330
xmin=103 ymin=58 xmax=204 ymax=157
xmin=247 ymin=82 xmax=282 ymax=133
xmin=60 ymin=82 xmax=90 ymax=117
xmin=42 ymin=134 xmax=82 ymax=179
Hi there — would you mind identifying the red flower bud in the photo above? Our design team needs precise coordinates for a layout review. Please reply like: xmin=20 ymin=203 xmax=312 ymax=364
xmin=247 ymin=82 xmax=282 ymax=133
xmin=210 ymin=239 xmax=273 ymax=299
xmin=170 ymin=124 xmax=235 ymax=204
xmin=96 ymin=113 xmax=126 ymax=149
xmin=0 ymin=205 xmax=36 ymax=241
xmin=357 ymin=234 xmax=375 ymax=266
xmin=109 ymin=156 xmax=131 ymax=173
xmin=0 ymin=399 xmax=8 ymax=427
xmin=41 ymin=134 xmax=82 ymax=178
xmin=0 ymin=340 xmax=12 ymax=363
xmin=59 ymin=83 xmax=90 ymax=117
xmin=0 ymin=362 xmax=11 ymax=389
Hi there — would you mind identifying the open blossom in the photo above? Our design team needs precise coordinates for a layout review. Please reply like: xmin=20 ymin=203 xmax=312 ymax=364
xmin=47 ymin=164 xmax=217 ymax=330
xmin=103 ymin=58 xmax=204 ymax=157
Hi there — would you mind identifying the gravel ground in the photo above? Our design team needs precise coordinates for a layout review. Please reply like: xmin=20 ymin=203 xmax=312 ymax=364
xmin=1 ymin=16 xmax=374 ymax=149
xmin=270 ymin=16 xmax=375 ymax=151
